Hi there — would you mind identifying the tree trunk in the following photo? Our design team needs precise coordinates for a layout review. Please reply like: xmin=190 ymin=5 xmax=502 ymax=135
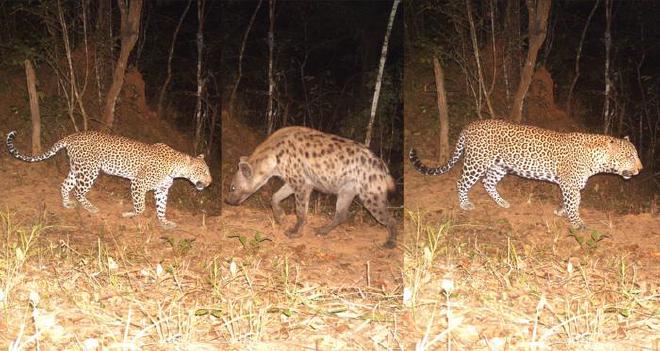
xmin=95 ymin=0 xmax=112 ymax=108
xmin=510 ymin=0 xmax=551 ymax=123
xmin=157 ymin=0 xmax=191 ymax=117
xmin=24 ymin=60 xmax=41 ymax=154
xmin=566 ymin=0 xmax=599 ymax=118
xmin=602 ymin=0 xmax=613 ymax=134
xmin=194 ymin=0 xmax=206 ymax=152
xmin=102 ymin=0 xmax=143 ymax=128
xmin=266 ymin=0 xmax=276 ymax=135
xmin=365 ymin=0 xmax=400 ymax=147
xmin=432 ymin=56 xmax=450 ymax=162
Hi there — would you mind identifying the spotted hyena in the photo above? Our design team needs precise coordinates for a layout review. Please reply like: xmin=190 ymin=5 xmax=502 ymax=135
xmin=225 ymin=126 xmax=397 ymax=248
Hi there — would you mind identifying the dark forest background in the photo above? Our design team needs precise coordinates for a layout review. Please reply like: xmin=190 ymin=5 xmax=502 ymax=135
xmin=406 ymin=0 xmax=659 ymax=174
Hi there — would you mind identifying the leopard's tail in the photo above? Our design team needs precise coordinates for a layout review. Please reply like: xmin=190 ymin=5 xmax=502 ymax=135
xmin=6 ymin=131 xmax=67 ymax=163
xmin=409 ymin=133 xmax=465 ymax=176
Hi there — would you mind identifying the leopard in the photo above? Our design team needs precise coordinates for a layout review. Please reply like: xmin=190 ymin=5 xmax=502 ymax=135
xmin=225 ymin=126 xmax=398 ymax=248
xmin=409 ymin=119 xmax=643 ymax=229
xmin=6 ymin=130 xmax=212 ymax=228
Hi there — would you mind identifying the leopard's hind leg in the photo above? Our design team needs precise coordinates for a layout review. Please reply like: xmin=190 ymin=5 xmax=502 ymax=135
xmin=457 ymin=160 xmax=487 ymax=210
xmin=61 ymin=170 xmax=76 ymax=209
xmin=482 ymin=165 xmax=510 ymax=208
xmin=122 ymin=179 xmax=147 ymax=219
xmin=73 ymin=164 xmax=100 ymax=213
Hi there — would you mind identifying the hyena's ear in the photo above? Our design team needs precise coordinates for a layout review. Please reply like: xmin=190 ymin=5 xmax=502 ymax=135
xmin=238 ymin=157 xmax=252 ymax=179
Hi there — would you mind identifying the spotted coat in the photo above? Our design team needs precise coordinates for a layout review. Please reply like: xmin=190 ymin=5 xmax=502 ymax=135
xmin=226 ymin=126 xmax=398 ymax=248
xmin=409 ymin=119 xmax=643 ymax=228
xmin=6 ymin=131 xmax=212 ymax=228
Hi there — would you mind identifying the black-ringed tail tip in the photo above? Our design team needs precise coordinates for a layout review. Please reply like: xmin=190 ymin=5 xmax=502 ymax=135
xmin=408 ymin=148 xmax=424 ymax=171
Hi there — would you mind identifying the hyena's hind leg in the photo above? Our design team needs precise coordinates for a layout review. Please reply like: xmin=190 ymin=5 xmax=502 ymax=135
xmin=316 ymin=185 xmax=357 ymax=236
xmin=359 ymin=190 xmax=397 ymax=248
xmin=61 ymin=169 xmax=76 ymax=209
xmin=286 ymin=184 xmax=312 ymax=238
xmin=73 ymin=165 xmax=100 ymax=213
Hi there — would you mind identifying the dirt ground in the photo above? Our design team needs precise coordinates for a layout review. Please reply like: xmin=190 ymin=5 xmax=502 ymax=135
xmin=0 ymin=132 xmax=403 ymax=349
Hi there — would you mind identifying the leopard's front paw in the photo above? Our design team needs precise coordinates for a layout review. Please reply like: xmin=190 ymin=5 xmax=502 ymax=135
xmin=159 ymin=220 xmax=177 ymax=230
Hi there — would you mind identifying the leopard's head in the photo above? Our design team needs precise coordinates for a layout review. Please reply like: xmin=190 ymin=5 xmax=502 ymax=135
xmin=186 ymin=154 xmax=212 ymax=190
xmin=606 ymin=136 xmax=643 ymax=179
xmin=225 ymin=156 xmax=275 ymax=206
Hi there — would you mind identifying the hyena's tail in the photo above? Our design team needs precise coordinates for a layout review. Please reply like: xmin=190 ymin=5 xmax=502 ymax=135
xmin=6 ymin=131 xmax=67 ymax=163
xmin=409 ymin=133 xmax=466 ymax=176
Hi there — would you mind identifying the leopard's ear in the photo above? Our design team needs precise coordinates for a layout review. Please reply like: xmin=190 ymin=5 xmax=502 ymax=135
xmin=623 ymin=136 xmax=630 ymax=141
xmin=197 ymin=153 xmax=205 ymax=159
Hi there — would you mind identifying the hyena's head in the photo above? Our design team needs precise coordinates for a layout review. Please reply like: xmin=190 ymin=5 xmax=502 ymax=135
xmin=225 ymin=156 xmax=274 ymax=205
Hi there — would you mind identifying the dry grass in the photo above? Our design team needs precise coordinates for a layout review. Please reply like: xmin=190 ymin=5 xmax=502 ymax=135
xmin=0 ymin=210 xmax=404 ymax=350
xmin=403 ymin=209 xmax=659 ymax=351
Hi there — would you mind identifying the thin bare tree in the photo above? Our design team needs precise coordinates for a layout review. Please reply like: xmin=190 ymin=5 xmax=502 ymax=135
xmin=602 ymin=0 xmax=613 ymax=134
xmin=465 ymin=0 xmax=495 ymax=119
xmin=57 ymin=0 xmax=89 ymax=130
xmin=566 ymin=0 xmax=600 ymax=118
xmin=365 ymin=0 xmax=400 ymax=147
xmin=24 ymin=60 xmax=41 ymax=154
xmin=432 ymin=56 xmax=449 ymax=162
xmin=266 ymin=0 xmax=276 ymax=135
xmin=194 ymin=0 xmax=207 ymax=151
xmin=510 ymin=0 xmax=551 ymax=123
xmin=102 ymin=0 xmax=143 ymax=128
xmin=229 ymin=0 xmax=263 ymax=117
xmin=157 ymin=0 xmax=192 ymax=117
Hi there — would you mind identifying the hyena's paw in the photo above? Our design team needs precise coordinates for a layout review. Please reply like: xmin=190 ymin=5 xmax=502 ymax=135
xmin=272 ymin=208 xmax=285 ymax=224
xmin=285 ymin=227 xmax=302 ymax=238
xmin=382 ymin=239 xmax=397 ymax=249
xmin=315 ymin=225 xmax=333 ymax=236
xmin=285 ymin=222 xmax=304 ymax=238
